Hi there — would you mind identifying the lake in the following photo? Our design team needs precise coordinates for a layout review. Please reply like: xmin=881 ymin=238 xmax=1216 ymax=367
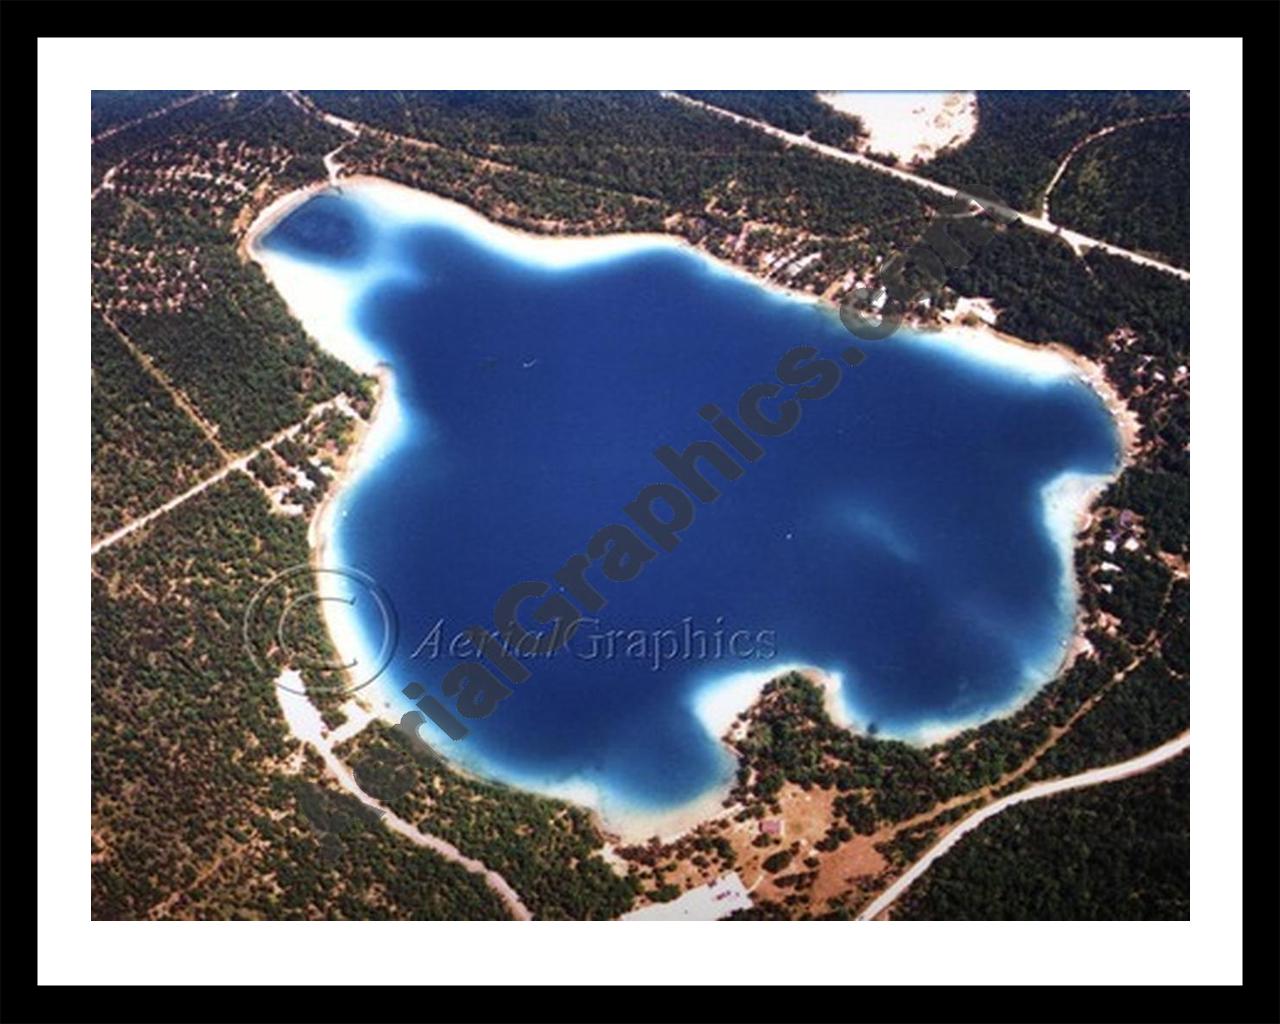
xmin=256 ymin=182 xmax=1119 ymax=830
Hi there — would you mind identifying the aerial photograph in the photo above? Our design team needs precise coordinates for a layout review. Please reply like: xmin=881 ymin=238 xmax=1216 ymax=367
xmin=89 ymin=88 xmax=1191 ymax=923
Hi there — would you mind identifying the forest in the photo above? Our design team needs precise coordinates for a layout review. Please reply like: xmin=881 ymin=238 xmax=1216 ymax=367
xmin=91 ymin=310 xmax=221 ymax=536
xmin=92 ymin=453 xmax=634 ymax=919
xmin=92 ymin=473 xmax=507 ymax=919
xmin=1052 ymin=117 xmax=1190 ymax=269
xmin=925 ymin=91 xmax=1191 ymax=213
xmin=683 ymin=90 xmax=866 ymax=146
xmin=1028 ymin=656 xmax=1187 ymax=780
xmin=93 ymin=159 xmax=364 ymax=453
xmin=892 ymin=754 xmax=1189 ymax=920
xmin=340 ymin=723 xmax=639 ymax=920
xmin=91 ymin=90 xmax=200 ymax=137
xmin=310 ymin=89 xmax=937 ymax=240
xmin=91 ymin=91 xmax=232 ymax=185
xmin=111 ymin=280 xmax=358 ymax=452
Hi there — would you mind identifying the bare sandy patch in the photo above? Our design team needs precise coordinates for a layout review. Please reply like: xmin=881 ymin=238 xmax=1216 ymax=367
xmin=818 ymin=91 xmax=977 ymax=166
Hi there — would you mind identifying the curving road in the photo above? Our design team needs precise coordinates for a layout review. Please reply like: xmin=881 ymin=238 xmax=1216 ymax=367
xmin=1040 ymin=112 xmax=1189 ymax=224
xmin=665 ymin=93 xmax=1190 ymax=283
xmin=275 ymin=677 xmax=534 ymax=920
xmin=858 ymin=731 xmax=1191 ymax=920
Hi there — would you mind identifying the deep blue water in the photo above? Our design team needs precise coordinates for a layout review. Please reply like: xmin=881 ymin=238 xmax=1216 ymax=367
xmin=262 ymin=191 xmax=1119 ymax=815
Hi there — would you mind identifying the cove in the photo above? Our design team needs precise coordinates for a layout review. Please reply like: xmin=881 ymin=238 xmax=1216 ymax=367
xmin=254 ymin=181 xmax=1120 ymax=831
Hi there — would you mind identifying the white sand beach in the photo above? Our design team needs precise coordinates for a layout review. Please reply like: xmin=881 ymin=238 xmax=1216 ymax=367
xmin=247 ymin=223 xmax=390 ymax=375
xmin=905 ymin=321 xmax=1076 ymax=383
xmin=306 ymin=369 xmax=407 ymax=717
xmin=690 ymin=662 xmax=854 ymax=744
xmin=1041 ymin=470 xmax=1118 ymax=573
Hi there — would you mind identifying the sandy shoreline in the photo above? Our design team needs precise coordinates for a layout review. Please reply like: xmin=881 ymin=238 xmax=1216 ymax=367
xmin=244 ymin=174 xmax=1143 ymax=842
xmin=894 ymin=322 xmax=1138 ymax=748
xmin=246 ymin=173 xmax=828 ymax=313
xmin=306 ymin=365 xmax=403 ymax=714
xmin=240 ymin=180 xmax=334 ymax=264
xmin=920 ymin=320 xmax=1143 ymax=461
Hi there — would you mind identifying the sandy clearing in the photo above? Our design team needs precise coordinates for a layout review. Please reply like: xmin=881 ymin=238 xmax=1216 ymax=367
xmin=818 ymin=91 xmax=977 ymax=165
